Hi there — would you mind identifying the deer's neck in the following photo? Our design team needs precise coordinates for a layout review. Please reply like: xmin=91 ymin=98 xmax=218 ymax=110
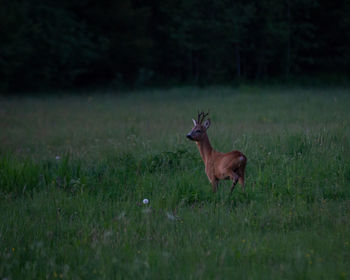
xmin=196 ymin=134 xmax=213 ymax=165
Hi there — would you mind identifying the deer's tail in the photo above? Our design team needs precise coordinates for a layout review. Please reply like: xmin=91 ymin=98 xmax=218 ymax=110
xmin=238 ymin=154 xmax=247 ymax=168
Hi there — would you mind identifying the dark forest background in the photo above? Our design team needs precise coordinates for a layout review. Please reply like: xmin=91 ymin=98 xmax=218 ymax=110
xmin=0 ymin=0 xmax=349 ymax=92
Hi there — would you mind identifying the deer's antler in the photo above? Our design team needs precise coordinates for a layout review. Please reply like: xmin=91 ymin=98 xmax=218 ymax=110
xmin=197 ymin=110 xmax=209 ymax=124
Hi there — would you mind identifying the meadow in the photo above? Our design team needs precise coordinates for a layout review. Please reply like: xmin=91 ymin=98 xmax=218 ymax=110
xmin=1 ymin=86 xmax=350 ymax=279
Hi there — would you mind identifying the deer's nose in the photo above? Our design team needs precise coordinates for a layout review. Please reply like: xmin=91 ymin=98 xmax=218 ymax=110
xmin=186 ymin=133 xmax=193 ymax=140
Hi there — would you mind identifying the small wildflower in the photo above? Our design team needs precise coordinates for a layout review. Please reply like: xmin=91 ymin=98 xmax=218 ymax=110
xmin=12 ymin=247 xmax=15 ymax=252
xmin=166 ymin=212 xmax=176 ymax=221
xmin=117 ymin=211 xmax=126 ymax=220
xmin=242 ymin=239 xmax=246 ymax=243
xmin=55 ymin=156 xmax=61 ymax=160
xmin=53 ymin=272 xmax=58 ymax=278
xmin=143 ymin=198 xmax=149 ymax=205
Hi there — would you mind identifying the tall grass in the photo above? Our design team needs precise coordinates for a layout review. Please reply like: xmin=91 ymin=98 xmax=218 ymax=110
xmin=1 ymin=87 xmax=350 ymax=279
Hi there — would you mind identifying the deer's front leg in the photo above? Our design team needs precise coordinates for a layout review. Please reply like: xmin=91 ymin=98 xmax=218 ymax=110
xmin=205 ymin=166 xmax=218 ymax=193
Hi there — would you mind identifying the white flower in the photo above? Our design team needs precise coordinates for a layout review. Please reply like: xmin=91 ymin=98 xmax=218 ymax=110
xmin=55 ymin=156 xmax=61 ymax=160
xmin=166 ymin=212 xmax=176 ymax=221
xmin=143 ymin=198 xmax=149 ymax=205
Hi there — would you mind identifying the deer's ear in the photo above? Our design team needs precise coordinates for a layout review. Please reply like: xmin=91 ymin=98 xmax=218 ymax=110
xmin=203 ymin=119 xmax=211 ymax=130
xmin=192 ymin=119 xmax=197 ymax=126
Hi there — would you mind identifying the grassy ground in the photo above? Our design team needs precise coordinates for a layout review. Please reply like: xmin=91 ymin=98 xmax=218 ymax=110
xmin=1 ymin=86 xmax=350 ymax=279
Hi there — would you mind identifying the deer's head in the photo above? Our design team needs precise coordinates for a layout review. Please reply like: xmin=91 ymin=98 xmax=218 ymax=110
xmin=186 ymin=111 xmax=211 ymax=141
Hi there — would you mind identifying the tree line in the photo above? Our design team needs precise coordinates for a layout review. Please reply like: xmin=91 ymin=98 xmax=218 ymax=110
xmin=0 ymin=0 xmax=349 ymax=91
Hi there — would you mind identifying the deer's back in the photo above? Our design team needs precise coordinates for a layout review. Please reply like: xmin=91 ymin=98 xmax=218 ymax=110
xmin=213 ymin=150 xmax=246 ymax=173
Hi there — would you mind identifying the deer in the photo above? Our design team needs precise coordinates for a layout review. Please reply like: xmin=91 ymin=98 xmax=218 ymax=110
xmin=186 ymin=111 xmax=247 ymax=193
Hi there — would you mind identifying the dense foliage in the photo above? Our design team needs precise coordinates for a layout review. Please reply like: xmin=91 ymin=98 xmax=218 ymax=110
xmin=0 ymin=0 xmax=349 ymax=90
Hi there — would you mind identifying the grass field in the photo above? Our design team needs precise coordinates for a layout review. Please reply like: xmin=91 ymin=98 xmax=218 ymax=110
xmin=1 ymin=86 xmax=350 ymax=279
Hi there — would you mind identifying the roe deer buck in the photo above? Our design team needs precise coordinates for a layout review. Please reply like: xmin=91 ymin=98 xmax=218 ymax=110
xmin=186 ymin=111 xmax=247 ymax=193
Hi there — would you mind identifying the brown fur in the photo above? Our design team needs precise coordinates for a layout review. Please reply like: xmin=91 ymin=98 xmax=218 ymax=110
xmin=187 ymin=112 xmax=247 ymax=193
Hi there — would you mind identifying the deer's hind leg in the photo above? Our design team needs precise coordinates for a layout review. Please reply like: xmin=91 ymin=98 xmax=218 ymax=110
xmin=238 ymin=162 xmax=246 ymax=191
xmin=229 ymin=171 xmax=239 ymax=194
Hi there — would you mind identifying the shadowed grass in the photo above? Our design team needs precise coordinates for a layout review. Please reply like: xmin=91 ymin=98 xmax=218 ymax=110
xmin=1 ymin=86 xmax=350 ymax=279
